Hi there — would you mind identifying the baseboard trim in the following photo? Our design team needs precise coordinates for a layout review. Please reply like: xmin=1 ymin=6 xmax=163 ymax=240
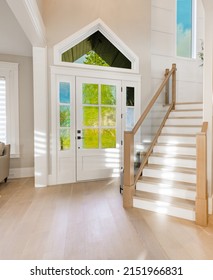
xmin=9 ymin=167 xmax=34 ymax=179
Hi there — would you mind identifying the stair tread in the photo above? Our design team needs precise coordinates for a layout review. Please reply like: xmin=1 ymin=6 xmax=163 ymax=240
xmin=150 ymin=152 xmax=196 ymax=160
xmin=134 ymin=191 xmax=195 ymax=210
xmin=156 ymin=142 xmax=196 ymax=147
xmin=160 ymin=133 xmax=196 ymax=137
xmin=145 ymin=164 xmax=196 ymax=174
xmin=164 ymin=124 xmax=201 ymax=127
xmin=168 ymin=116 xmax=202 ymax=119
xmin=176 ymin=102 xmax=203 ymax=105
xmin=172 ymin=109 xmax=202 ymax=112
xmin=138 ymin=176 xmax=196 ymax=190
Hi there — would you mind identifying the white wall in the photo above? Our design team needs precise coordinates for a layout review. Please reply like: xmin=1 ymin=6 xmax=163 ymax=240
xmin=43 ymin=0 xmax=152 ymax=107
xmin=0 ymin=0 xmax=34 ymax=177
xmin=0 ymin=0 xmax=32 ymax=57
xmin=0 ymin=53 xmax=34 ymax=176
xmin=151 ymin=0 xmax=204 ymax=103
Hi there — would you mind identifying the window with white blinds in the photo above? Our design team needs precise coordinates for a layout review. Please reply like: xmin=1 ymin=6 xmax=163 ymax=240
xmin=0 ymin=62 xmax=19 ymax=157
xmin=0 ymin=77 xmax=6 ymax=143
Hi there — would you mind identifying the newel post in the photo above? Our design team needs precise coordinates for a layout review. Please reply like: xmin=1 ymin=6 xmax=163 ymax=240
xmin=164 ymin=68 xmax=169 ymax=105
xmin=196 ymin=123 xmax=208 ymax=226
xmin=172 ymin=63 xmax=177 ymax=109
xmin=123 ymin=131 xmax=135 ymax=208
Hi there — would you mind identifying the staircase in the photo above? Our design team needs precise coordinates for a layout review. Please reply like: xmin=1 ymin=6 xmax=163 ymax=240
xmin=133 ymin=102 xmax=203 ymax=221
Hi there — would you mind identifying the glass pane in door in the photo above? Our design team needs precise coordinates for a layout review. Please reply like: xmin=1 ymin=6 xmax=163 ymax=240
xmin=101 ymin=128 xmax=116 ymax=148
xmin=83 ymin=84 xmax=98 ymax=104
xmin=81 ymin=82 xmax=117 ymax=150
xmin=83 ymin=106 xmax=99 ymax=126
xmin=101 ymin=85 xmax=116 ymax=105
xmin=83 ymin=128 xmax=99 ymax=149
xmin=101 ymin=107 xmax=116 ymax=126
xmin=59 ymin=82 xmax=71 ymax=150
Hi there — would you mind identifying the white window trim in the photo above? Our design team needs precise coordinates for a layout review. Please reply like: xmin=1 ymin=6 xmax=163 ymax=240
xmin=0 ymin=61 xmax=20 ymax=158
xmin=53 ymin=18 xmax=139 ymax=73
xmin=191 ymin=0 xmax=197 ymax=59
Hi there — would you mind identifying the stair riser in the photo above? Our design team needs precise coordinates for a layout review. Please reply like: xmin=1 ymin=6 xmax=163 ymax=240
xmin=158 ymin=135 xmax=196 ymax=145
xmin=143 ymin=168 xmax=196 ymax=184
xmin=148 ymin=156 xmax=196 ymax=169
xmin=162 ymin=126 xmax=201 ymax=134
xmin=136 ymin=182 xmax=196 ymax=200
xmin=166 ymin=118 xmax=202 ymax=126
xmin=133 ymin=199 xmax=195 ymax=221
xmin=170 ymin=111 xmax=202 ymax=117
xmin=153 ymin=145 xmax=196 ymax=156
xmin=175 ymin=104 xmax=203 ymax=110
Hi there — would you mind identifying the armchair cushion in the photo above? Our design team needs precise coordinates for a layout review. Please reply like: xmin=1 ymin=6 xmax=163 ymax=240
xmin=0 ymin=142 xmax=5 ymax=156
xmin=0 ymin=144 xmax=10 ymax=183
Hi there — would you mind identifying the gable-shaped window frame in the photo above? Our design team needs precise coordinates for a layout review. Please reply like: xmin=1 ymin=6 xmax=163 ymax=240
xmin=54 ymin=19 xmax=139 ymax=73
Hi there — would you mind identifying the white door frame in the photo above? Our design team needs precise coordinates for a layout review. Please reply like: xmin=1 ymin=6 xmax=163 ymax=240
xmin=49 ymin=66 xmax=141 ymax=185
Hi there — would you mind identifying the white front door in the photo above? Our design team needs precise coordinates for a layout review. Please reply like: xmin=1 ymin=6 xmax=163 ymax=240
xmin=76 ymin=77 xmax=122 ymax=181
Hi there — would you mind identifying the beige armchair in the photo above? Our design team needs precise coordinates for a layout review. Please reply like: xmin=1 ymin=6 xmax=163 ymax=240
xmin=0 ymin=144 xmax=10 ymax=183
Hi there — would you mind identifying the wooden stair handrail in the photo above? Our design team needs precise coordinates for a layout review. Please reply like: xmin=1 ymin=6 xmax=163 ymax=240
xmin=134 ymin=103 xmax=174 ymax=183
xmin=132 ymin=63 xmax=177 ymax=135
xmin=123 ymin=64 xmax=177 ymax=208
xmin=196 ymin=122 xmax=208 ymax=226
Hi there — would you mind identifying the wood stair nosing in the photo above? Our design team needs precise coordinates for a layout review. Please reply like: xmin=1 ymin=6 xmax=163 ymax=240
xmin=144 ymin=164 xmax=196 ymax=174
xmin=164 ymin=124 xmax=202 ymax=128
xmin=168 ymin=116 xmax=202 ymax=120
xmin=143 ymin=165 xmax=196 ymax=184
xmin=134 ymin=191 xmax=195 ymax=209
xmin=155 ymin=142 xmax=196 ymax=148
xmin=175 ymin=102 xmax=203 ymax=105
xmin=157 ymin=134 xmax=197 ymax=145
xmin=133 ymin=192 xmax=196 ymax=221
xmin=172 ymin=109 xmax=203 ymax=112
xmin=136 ymin=177 xmax=196 ymax=201
xmin=148 ymin=155 xmax=196 ymax=169
xmin=138 ymin=176 xmax=196 ymax=190
xmin=159 ymin=133 xmax=196 ymax=137
xmin=149 ymin=152 xmax=196 ymax=160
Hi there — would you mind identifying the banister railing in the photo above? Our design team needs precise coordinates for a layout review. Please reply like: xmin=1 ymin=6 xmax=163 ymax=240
xmin=196 ymin=122 xmax=208 ymax=226
xmin=123 ymin=63 xmax=177 ymax=207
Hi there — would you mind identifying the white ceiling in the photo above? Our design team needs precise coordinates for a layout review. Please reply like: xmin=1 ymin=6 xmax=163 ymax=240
xmin=0 ymin=0 xmax=32 ymax=57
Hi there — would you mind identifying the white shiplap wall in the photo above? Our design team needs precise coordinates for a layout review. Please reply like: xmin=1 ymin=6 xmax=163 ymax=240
xmin=151 ymin=0 xmax=204 ymax=103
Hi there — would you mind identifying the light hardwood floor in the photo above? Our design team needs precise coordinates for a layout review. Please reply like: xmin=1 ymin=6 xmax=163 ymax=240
xmin=0 ymin=177 xmax=213 ymax=260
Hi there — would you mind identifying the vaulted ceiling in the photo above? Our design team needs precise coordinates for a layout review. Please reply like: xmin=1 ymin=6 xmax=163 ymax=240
xmin=0 ymin=0 xmax=32 ymax=56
